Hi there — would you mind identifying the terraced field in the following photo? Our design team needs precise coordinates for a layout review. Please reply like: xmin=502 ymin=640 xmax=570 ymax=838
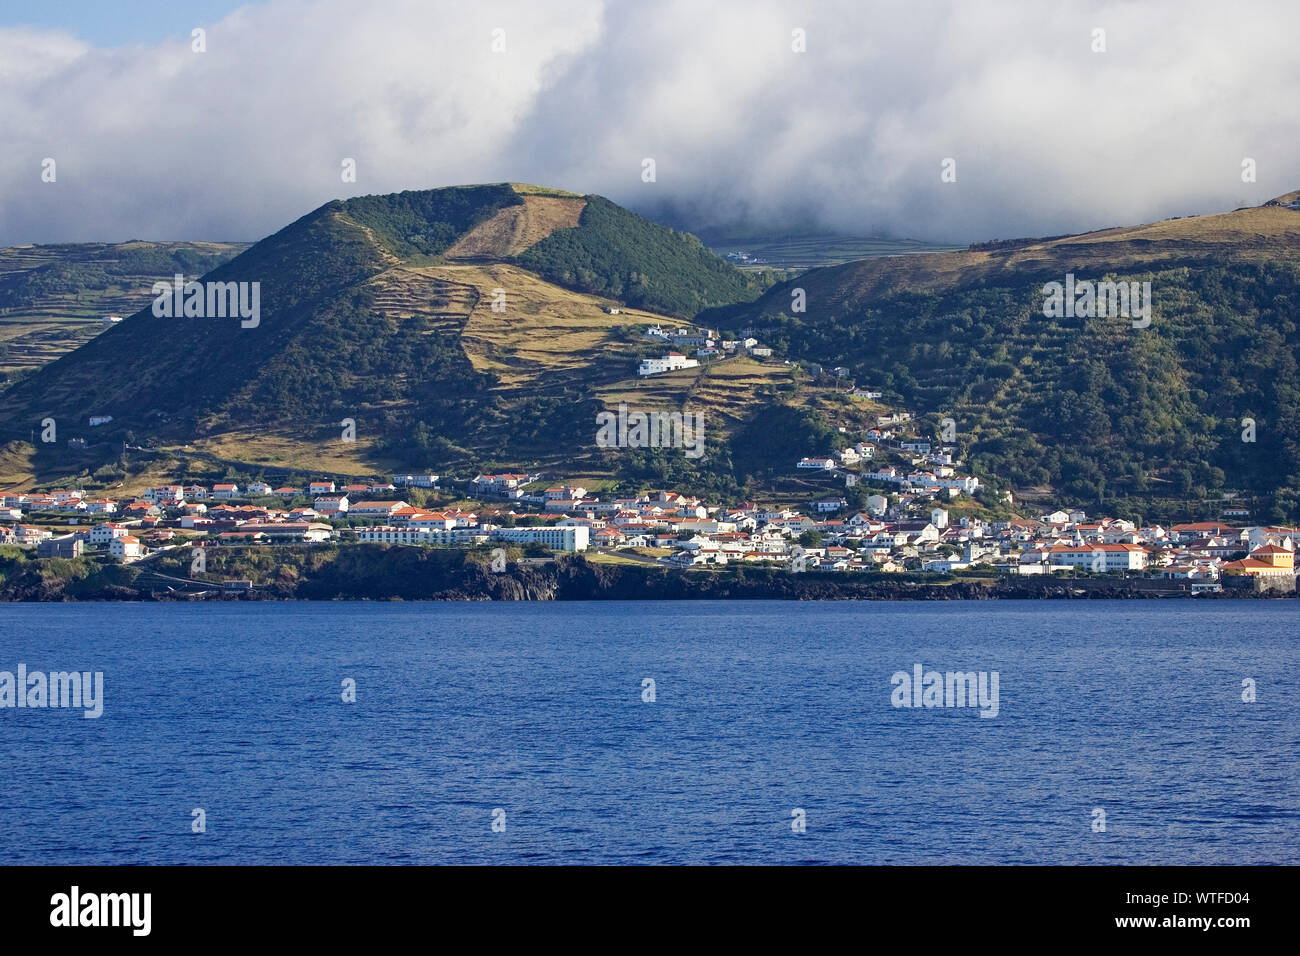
xmin=596 ymin=356 xmax=883 ymax=442
xmin=0 ymin=241 xmax=246 ymax=379
xmin=365 ymin=268 xmax=480 ymax=332
xmin=412 ymin=262 xmax=672 ymax=388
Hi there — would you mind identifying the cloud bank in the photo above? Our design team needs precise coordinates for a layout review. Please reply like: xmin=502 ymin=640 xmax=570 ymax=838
xmin=2 ymin=0 xmax=1298 ymax=246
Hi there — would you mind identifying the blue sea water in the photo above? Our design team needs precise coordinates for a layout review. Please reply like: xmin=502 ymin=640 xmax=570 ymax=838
xmin=0 ymin=600 xmax=1296 ymax=865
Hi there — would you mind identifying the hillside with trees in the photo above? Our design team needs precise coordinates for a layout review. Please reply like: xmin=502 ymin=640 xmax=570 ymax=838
xmin=513 ymin=195 xmax=769 ymax=317
xmin=705 ymin=199 xmax=1300 ymax=521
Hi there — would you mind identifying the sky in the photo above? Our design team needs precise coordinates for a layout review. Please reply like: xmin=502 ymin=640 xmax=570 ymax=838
xmin=1 ymin=0 xmax=1298 ymax=246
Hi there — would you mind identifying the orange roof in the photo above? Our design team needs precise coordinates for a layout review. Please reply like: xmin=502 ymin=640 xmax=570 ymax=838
xmin=1223 ymin=558 xmax=1278 ymax=572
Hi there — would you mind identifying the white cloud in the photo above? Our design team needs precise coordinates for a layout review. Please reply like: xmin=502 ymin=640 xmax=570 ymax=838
xmin=1 ymin=0 xmax=1297 ymax=245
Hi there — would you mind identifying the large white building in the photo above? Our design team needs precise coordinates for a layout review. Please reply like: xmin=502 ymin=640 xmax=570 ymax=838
xmin=355 ymin=526 xmax=437 ymax=545
xmin=353 ymin=527 xmax=488 ymax=546
xmin=1048 ymin=544 xmax=1148 ymax=572
xmin=491 ymin=526 xmax=590 ymax=552
xmin=638 ymin=353 xmax=699 ymax=377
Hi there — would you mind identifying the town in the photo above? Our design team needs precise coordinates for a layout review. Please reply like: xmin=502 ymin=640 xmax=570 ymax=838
xmin=2 ymin=415 xmax=1294 ymax=596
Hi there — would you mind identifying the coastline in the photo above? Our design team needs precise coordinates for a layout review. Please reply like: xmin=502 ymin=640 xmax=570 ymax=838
xmin=1 ymin=548 xmax=1292 ymax=602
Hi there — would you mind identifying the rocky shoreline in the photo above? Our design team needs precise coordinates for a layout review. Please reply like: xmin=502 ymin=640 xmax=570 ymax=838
xmin=0 ymin=548 xmax=1291 ymax=601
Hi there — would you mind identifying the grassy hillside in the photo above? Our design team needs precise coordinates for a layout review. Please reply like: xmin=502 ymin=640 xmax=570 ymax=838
xmin=0 ymin=202 xmax=395 ymax=436
xmin=709 ymin=199 xmax=1300 ymax=521
xmin=0 ymin=185 xmax=794 ymax=491
xmin=10 ymin=185 xmax=1296 ymax=520
xmin=0 ymin=241 xmax=245 ymax=380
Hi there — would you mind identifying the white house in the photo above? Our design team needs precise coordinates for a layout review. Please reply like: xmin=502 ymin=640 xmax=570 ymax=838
xmin=109 ymin=535 xmax=142 ymax=560
xmin=797 ymin=457 xmax=836 ymax=470
xmin=638 ymin=353 xmax=699 ymax=376
xmin=212 ymin=483 xmax=240 ymax=499
xmin=924 ymin=558 xmax=969 ymax=573
xmin=472 ymin=474 xmax=528 ymax=495
xmin=238 ymin=522 xmax=334 ymax=542
xmin=144 ymin=485 xmax=184 ymax=505
xmin=314 ymin=495 xmax=349 ymax=515
xmin=13 ymin=525 xmax=51 ymax=545
xmin=89 ymin=523 xmax=131 ymax=544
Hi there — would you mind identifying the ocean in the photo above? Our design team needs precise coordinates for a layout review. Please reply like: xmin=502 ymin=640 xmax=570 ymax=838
xmin=1 ymin=600 xmax=1296 ymax=864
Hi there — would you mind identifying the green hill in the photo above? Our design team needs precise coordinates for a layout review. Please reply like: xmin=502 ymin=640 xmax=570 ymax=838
xmin=0 ymin=184 xmax=777 ymax=487
xmin=704 ymin=197 xmax=1300 ymax=521
xmin=7 ymin=185 xmax=1300 ymax=522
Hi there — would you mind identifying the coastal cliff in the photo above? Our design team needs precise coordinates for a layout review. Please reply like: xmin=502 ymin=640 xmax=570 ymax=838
xmin=0 ymin=546 xmax=1288 ymax=601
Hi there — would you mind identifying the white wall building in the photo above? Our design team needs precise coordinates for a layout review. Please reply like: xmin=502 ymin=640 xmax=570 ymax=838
xmin=490 ymin=526 xmax=590 ymax=552
xmin=109 ymin=535 xmax=142 ymax=560
xmin=638 ymin=353 xmax=699 ymax=377
xmin=1048 ymin=544 xmax=1148 ymax=572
